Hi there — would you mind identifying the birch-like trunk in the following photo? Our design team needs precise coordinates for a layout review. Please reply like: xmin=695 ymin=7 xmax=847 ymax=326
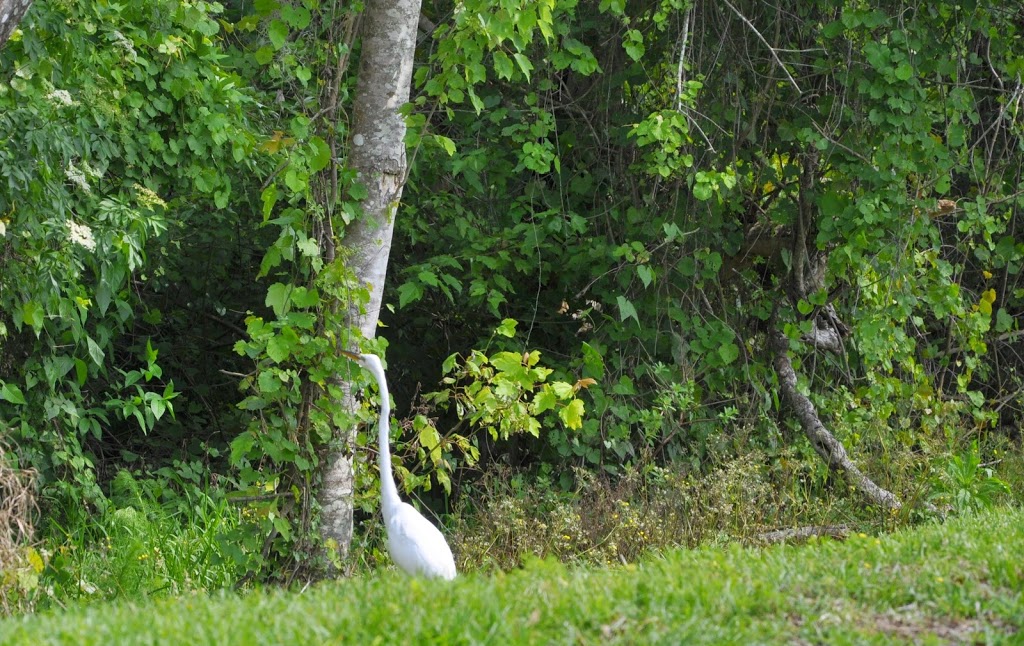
xmin=318 ymin=0 xmax=422 ymax=563
xmin=0 ymin=0 xmax=33 ymax=49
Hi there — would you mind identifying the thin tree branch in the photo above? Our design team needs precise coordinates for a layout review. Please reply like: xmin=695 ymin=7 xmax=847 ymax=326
xmin=721 ymin=0 xmax=802 ymax=95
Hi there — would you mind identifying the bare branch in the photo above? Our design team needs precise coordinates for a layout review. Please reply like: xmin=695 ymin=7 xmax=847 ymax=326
xmin=721 ymin=0 xmax=802 ymax=95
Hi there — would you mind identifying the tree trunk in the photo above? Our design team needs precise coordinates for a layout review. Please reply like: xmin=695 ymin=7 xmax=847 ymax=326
xmin=770 ymin=328 xmax=902 ymax=511
xmin=0 ymin=0 xmax=32 ymax=49
xmin=318 ymin=0 xmax=422 ymax=564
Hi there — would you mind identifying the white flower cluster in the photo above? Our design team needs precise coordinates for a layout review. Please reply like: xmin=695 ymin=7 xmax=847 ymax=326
xmin=133 ymin=183 xmax=167 ymax=209
xmin=65 ymin=162 xmax=91 ymax=194
xmin=46 ymin=89 xmax=75 ymax=107
xmin=67 ymin=220 xmax=96 ymax=252
xmin=110 ymin=31 xmax=137 ymax=62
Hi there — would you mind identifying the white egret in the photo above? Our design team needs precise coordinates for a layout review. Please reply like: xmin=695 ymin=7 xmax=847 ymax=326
xmin=340 ymin=350 xmax=457 ymax=580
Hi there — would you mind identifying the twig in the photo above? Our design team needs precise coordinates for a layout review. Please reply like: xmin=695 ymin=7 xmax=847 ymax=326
xmin=721 ymin=0 xmax=802 ymax=95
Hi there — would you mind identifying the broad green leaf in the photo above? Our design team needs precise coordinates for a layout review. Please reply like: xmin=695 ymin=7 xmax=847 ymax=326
xmin=637 ymin=265 xmax=654 ymax=288
xmin=254 ymin=46 xmax=274 ymax=65
xmin=493 ymin=51 xmax=514 ymax=80
xmin=534 ymin=389 xmax=557 ymax=413
xmin=74 ymin=358 xmax=88 ymax=386
xmin=0 ymin=383 xmax=26 ymax=405
xmin=268 ymin=20 xmax=288 ymax=50
xmin=290 ymin=285 xmax=320 ymax=308
xmin=86 ymin=337 xmax=105 ymax=367
xmin=266 ymin=336 xmax=292 ymax=363
xmin=258 ymin=371 xmax=282 ymax=393
xmin=281 ymin=5 xmax=311 ymax=29
xmin=491 ymin=351 xmax=525 ymax=374
xmin=995 ymin=308 xmax=1014 ymax=333
xmin=266 ymin=283 xmax=291 ymax=318
xmin=718 ymin=342 xmax=740 ymax=365
xmin=551 ymin=382 xmax=574 ymax=399
xmin=21 ymin=301 xmax=44 ymax=335
xmin=616 ymin=295 xmax=640 ymax=325
xmin=559 ymin=399 xmax=585 ymax=430
xmin=309 ymin=136 xmax=331 ymax=172
xmin=512 ymin=53 xmax=533 ymax=82
xmin=442 ymin=353 xmax=458 ymax=374
xmin=434 ymin=135 xmax=457 ymax=156
xmin=397 ymin=282 xmax=424 ymax=308
xmin=349 ymin=182 xmax=368 ymax=200
xmin=418 ymin=425 xmax=440 ymax=451
xmin=496 ymin=319 xmax=518 ymax=338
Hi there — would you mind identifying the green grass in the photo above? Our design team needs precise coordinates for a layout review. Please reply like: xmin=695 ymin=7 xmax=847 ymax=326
xmin=3 ymin=507 xmax=1022 ymax=645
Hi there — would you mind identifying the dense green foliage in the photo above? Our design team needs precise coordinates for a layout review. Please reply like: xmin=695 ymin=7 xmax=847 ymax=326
xmin=1 ymin=0 xmax=1023 ymax=613
xmin=3 ymin=507 xmax=1023 ymax=644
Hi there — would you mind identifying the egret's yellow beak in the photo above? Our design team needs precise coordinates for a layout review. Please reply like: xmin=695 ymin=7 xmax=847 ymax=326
xmin=339 ymin=350 xmax=361 ymax=361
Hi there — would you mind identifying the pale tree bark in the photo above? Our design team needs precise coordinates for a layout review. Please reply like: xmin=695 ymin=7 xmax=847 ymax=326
xmin=767 ymin=152 xmax=902 ymax=512
xmin=318 ymin=0 xmax=422 ymax=563
xmin=0 ymin=0 xmax=32 ymax=49
xmin=770 ymin=328 xmax=902 ymax=511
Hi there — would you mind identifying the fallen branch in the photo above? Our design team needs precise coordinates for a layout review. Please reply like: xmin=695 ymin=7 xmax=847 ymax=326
xmin=754 ymin=524 xmax=850 ymax=545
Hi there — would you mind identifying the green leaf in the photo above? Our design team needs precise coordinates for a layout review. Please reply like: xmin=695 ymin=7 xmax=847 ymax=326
xmin=258 ymin=371 xmax=282 ymax=393
xmin=559 ymin=399 xmax=585 ymax=430
xmin=512 ymin=53 xmax=533 ymax=82
xmin=995 ymin=308 xmax=1014 ymax=333
xmin=717 ymin=342 xmax=740 ymax=365
xmin=434 ymin=135 xmax=457 ymax=156
xmin=0 ymin=383 xmax=27 ymax=405
xmin=290 ymin=286 xmax=320 ymax=308
xmin=309 ymin=136 xmax=331 ymax=172
xmin=534 ymin=389 xmax=557 ymax=414
xmin=491 ymin=352 xmax=524 ymax=374
xmin=623 ymin=29 xmax=645 ymax=62
xmin=616 ymin=295 xmax=640 ymax=325
xmin=637 ymin=265 xmax=654 ymax=288
xmin=74 ymin=359 xmax=88 ymax=386
xmin=266 ymin=336 xmax=292 ymax=363
xmin=86 ymin=337 xmax=105 ymax=367
xmin=268 ymin=20 xmax=288 ymax=50
xmin=349 ymin=182 xmax=368 ymax=200
xmin=493 ymin=51 xmax=514 ymax=80
xmin=281 ymin=4 xmax=311 ymax=29
xmin=551 ymin=382 xmax=574 ymax=399
xmin=254 ymin=46 xmax=274 ymax=65
xmin=21 ymin=301 xmax=44 ymax=335
xmin=230 ymin=432 xmax=255 ymax=464
xmin=397 ymin=282 xmax=424 ymax=308
xmin=496 ymin=319 xmax=518 ymax=338
xmin=266 ymin=283 xmax=291 ymax=318
xmin=894 ymin=62 xmax=914 ymax=81
xmin=418 ymin=425 xmax=440 ymax=451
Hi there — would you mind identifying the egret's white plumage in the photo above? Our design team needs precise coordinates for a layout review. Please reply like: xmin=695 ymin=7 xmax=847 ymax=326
xmin=342 ymin=351 xmax=457 ymax=580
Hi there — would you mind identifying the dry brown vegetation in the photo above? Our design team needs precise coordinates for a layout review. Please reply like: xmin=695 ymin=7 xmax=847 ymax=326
xmin=0 ymin=439 xmax=38 ymax=615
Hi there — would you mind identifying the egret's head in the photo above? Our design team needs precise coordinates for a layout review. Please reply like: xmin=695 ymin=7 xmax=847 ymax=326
xmin=340 ymin=350 xmax=384 ymax=375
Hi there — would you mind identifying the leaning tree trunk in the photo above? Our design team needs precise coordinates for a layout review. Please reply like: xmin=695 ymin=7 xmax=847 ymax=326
xmin=0 ymin=0 xmax=33 ymax=49
xmin=768 ymin=152 xmax=902 ymax=511
xmin=318 ymin=0 xmax=422 ymax=563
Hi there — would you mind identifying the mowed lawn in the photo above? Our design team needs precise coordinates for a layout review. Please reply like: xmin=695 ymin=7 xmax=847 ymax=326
xmin=3 ymin=507 xmax=1022 ymax=645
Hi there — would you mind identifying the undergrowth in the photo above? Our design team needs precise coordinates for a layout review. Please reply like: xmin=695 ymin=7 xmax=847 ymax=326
xmin=3 ymin=471 xmax=246 ymax=615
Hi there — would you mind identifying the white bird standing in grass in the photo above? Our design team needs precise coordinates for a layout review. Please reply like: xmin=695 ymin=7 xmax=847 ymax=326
xmin=340 ymin=350 xmax=457 ymax=580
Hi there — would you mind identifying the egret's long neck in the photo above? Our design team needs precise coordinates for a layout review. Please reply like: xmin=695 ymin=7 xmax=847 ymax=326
xmin=368 ymin=363 xmax=402 ymax=521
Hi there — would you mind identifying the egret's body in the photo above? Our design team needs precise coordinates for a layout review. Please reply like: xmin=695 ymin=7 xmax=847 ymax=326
xmin=341 ymin=351 xmax=457 ymax=580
